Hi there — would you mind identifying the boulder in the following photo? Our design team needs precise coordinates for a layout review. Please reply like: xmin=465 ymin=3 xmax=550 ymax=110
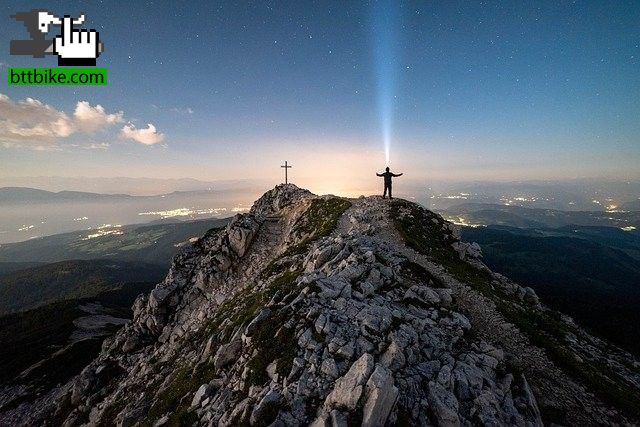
xmin=404 ymin=285 xmax=441 ymax=306
xmin=249 ymin=389 xmax=283 ymax=426
xmin=191 ymin=383 xmax=213 ymax=408
xmin=523 ymin=287 xmax=540 ymax=306
xmin=324 ymin=353 xmax=374 ymax=410
xmin=228 ymin=224 xmax=254 ymax=257
xmin=428 ymin=381 xmax=461 ymax=427
xmin=380 ymin=340 xmax=406 ymax=371
xmin=362 ymin=365 xmax=398 ymax=427
xmin=213 ymin=339 xmax=242 ymax=369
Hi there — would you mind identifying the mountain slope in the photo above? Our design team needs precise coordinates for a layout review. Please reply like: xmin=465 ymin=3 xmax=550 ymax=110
xmin=461 ymin=225 xmax=640 ymax=355
xmin=3 ymin=185 xmax=638 ymax=425
xmin=0 ymin=259 xmax=165 ymax=314
xmin=0 ymin=283 xmax=156 ymax=401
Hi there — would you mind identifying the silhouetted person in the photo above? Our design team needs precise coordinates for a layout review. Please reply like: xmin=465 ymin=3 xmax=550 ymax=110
xmin=376 ymin=167 xmax=403 ymax=199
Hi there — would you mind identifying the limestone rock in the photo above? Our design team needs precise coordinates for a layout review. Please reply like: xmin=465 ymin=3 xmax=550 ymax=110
xmin=7 ymin=185 xmax=635 ymax=427
xmin=213 ymin=340 xmax=242 ymax=369
xmin=325 ymin=353 xmax=374 ymax=410
xmin=362 ymin=365 xmax=398 ymax=426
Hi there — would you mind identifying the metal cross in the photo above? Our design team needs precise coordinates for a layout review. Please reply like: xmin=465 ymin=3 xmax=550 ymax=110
xmin=281 ymin=161 xmax=292 ymax=184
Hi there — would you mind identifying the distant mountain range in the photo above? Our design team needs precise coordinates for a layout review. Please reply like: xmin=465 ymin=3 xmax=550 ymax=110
xmin=0 ymin=177 xmax=267 ymax=196
xmin=0 ymin=186 xmax=232 ymax=204
xmin=0 ymin=187 xmax=134 ymax=203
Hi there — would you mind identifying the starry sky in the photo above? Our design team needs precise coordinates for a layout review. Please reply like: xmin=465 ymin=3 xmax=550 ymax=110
xmin=1 ymin=0 xmax=639 ymax=194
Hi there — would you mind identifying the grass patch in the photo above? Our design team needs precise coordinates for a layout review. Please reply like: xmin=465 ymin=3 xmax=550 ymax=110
xmin=145 ymin=197 xmax=351 ymax=420
xmin=400 ymin=259 xmax=447 ymax=288
xmin=145 ymin=367 xmax=197 ymax=425
xmin=390 ymin=198 xmax=640 ymax=421
xmin=245 ymin=312 xmax=297 ymax=387
xmin=204 ymin=268 xmax=303 ymax=344
xmin=262 ymin=197 xmax=351 ymax=278
xmin=293 ymin=197 xmax=352 ymax=240
xmin=145 ymin=358 xmax=220 ymax=426
xmin=245 ymin=268 xmax=302 ymax=387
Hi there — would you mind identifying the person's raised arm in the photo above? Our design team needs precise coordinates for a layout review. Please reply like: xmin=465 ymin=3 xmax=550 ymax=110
xmin=393 ymin=172 xmax=403 ymax=177
xmin=376 ymin=172 xmax=383 ymax=177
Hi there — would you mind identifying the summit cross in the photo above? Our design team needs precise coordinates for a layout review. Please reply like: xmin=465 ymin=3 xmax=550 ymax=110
xmin=281 ymin=160 xmax=292 ymax=184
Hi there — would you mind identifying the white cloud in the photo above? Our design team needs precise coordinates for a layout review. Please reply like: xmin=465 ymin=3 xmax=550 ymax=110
xmin=68 ymin=142 xmax=111 ymax=150
xmin=73 ymin=101 xmax=124 ymax=131
xmin=0 ymin=94 xmax=74 ymax=149
xmin=0 ymin=94 xmax=163 ymax=149
xmin=170 ymin=107 xmax=194 ymax=115
xmin=120 ymin=123 xmax=165 ymax=145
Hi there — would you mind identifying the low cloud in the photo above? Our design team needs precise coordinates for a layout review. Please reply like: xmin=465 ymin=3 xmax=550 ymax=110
xmin=68 ymin=142 xmax=111 ymax=150
xmin=0 ymin=93 xmax=163 ymax=150
xmin=170 ymin=107 xmax=194 ymax=115
xmin=121 ymin=123 xmax=164 ymax=145
xmin=74 ymin=101 xmax=124 ymax=131
xmin=0 ymin=94 xmax=73 ymax=149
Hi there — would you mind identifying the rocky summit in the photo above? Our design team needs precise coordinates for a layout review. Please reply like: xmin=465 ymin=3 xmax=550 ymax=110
xmin=3 ymin=185 xmax=640 ymax=426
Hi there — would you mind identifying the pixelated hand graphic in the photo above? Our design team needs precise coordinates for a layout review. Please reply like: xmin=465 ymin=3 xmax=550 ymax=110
xmin=53 ymin=16 xmax=101 ymax=66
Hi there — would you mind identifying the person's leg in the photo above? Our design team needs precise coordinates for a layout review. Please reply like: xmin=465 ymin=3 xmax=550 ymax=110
xmin=383 ymin=185 xmax=387 ymax=198
xmin=389 ymin=185 xmax=392 ymax=199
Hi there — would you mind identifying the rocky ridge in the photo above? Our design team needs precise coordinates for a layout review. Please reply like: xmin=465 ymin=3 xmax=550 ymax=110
xmin=2 ymin=184 xmax=639 ymax=426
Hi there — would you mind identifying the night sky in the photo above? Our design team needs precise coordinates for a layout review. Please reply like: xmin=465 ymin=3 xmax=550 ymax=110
xmin=1 ymin=1 xmax=639 ymax=193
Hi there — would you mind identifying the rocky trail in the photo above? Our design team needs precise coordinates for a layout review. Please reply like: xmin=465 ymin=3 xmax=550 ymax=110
xmin=343 ymin=196 xmax=637 ymax=425
xmin=2 ymin=185 xmax=639 ymax=426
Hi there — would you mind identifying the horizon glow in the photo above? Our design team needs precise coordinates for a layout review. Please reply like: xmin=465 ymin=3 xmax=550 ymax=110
xmin=0 ymin=2 xmax=638 ymax=183
xmin=372 ymin=0 xmax=400 ymax=167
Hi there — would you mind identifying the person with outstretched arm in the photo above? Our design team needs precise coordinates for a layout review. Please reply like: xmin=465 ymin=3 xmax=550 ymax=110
xmin=376 ymin=167 xmax=403 ymax=199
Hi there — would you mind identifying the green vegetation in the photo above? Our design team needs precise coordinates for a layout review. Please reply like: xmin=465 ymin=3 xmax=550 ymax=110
xmin=0 ymin=281 xmax=153 ymax=413
xmin=246 ymin=312 xmax=296 ymax=387
xmin=145 ymin=367 xmax=200 ymax=426
xmin=462 ymin=225 xmax=640 ymax=356
xmin=0 ymin=300 xmax=81 ymax=383
xmin=0 ymin=261 xmax=45 ymax=276
xmin=0 ymin=282 xmax=154 ymax=386
xmin=201 ymin=268 xmax=301 ymax=343
xmin=263 ymin=197 xmax=351 ymax=278
xmin=400 ymin=259 xmax=447 ymax=288
xmin=145 ymin=268 xmax=302 ymax=424
xmin=390 ymin=198 xmax=640 ymax=422
xmin=293 ymin=197 xmax=352 ymax=240
xmin=144 ymin=197 xmax=352 ymax=422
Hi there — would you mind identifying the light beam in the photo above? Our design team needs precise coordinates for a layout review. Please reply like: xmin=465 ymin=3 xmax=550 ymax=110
xmin=372 ymin=0 xmax=400 ymax=166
